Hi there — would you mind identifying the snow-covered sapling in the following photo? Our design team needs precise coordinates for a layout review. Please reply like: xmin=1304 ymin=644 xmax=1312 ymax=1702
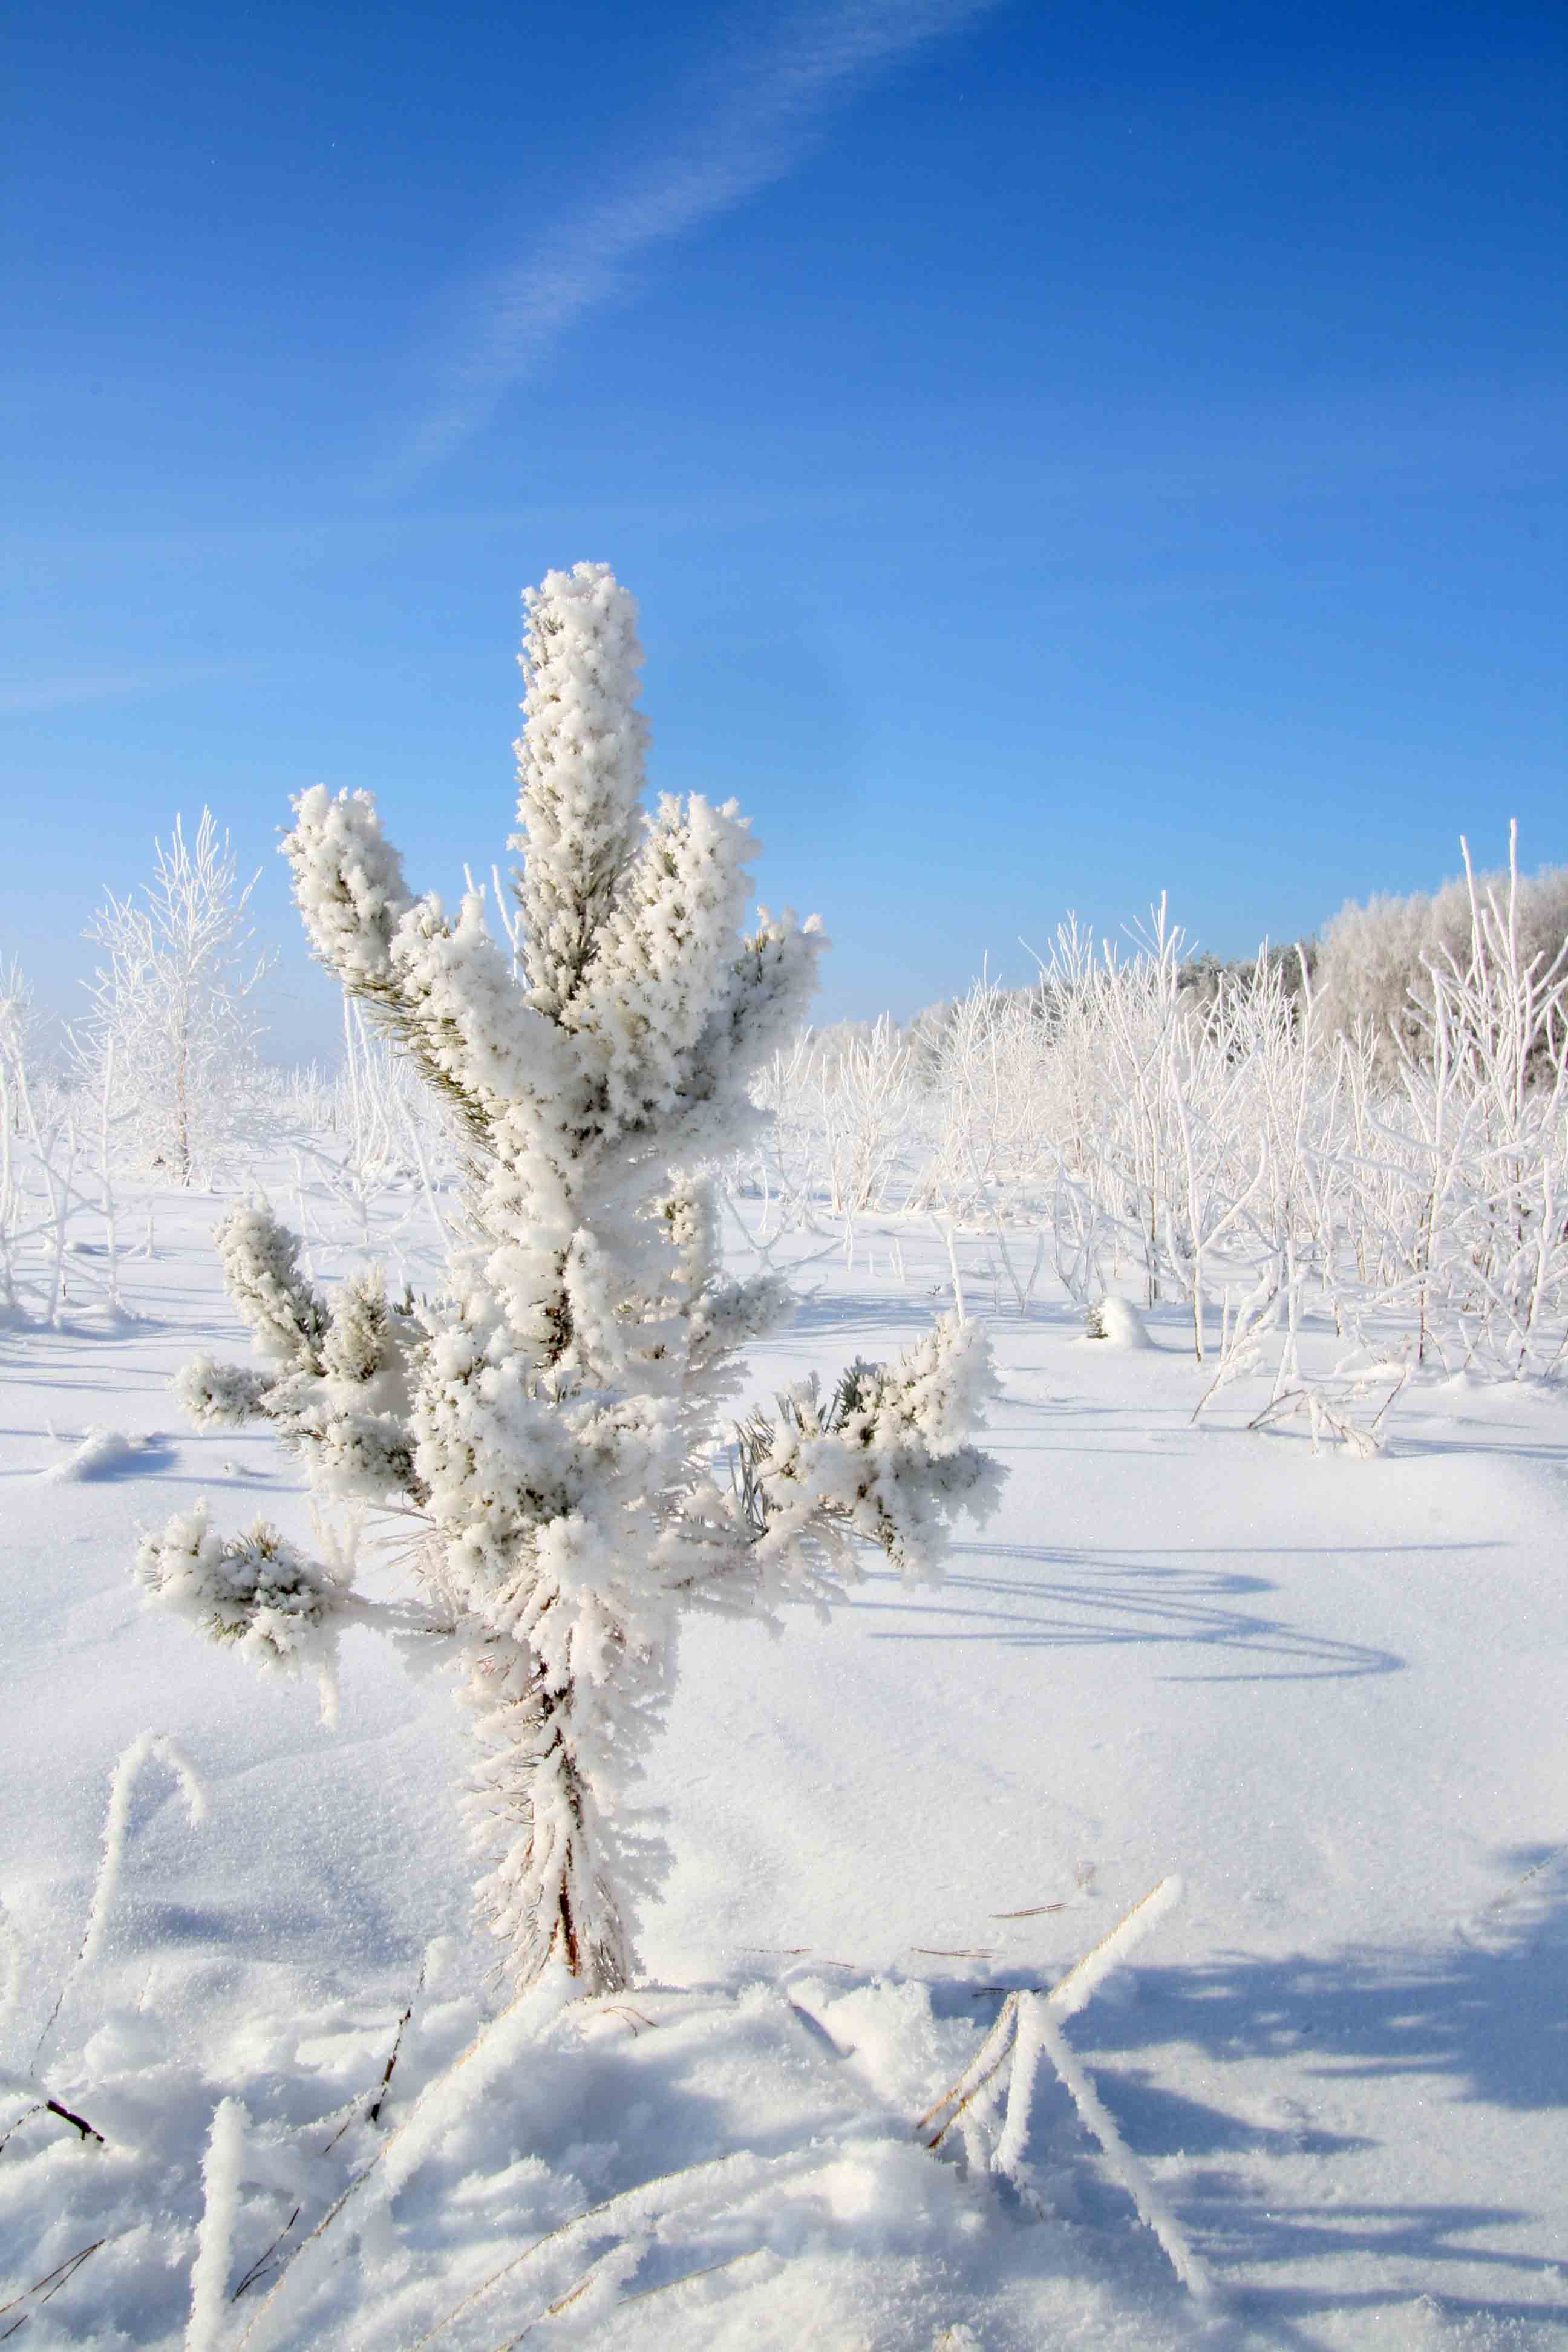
xmin=136 ymin=564 xmax=1004 ymax=1996
xmin=83 ymin=809 xmax=273 ymax=1185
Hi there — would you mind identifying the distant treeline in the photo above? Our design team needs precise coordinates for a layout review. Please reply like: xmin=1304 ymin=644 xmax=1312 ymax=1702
xmin=817 ymin=856 xmax=1568 ymax=1083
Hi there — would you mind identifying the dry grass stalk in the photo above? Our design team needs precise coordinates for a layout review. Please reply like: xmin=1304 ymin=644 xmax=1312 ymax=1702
xmin=238 ymin=1979 xmax=543 ymax=2346
xmin=230 ymin=2207 xmax=301 ymax=2302
xmin=409 ymin=2152 xmax=751 ymax=2351
xmin=915 ymin=1880 xmax=1208 ymax=2300
xmin=917 ymin=1993 xmax=1021 ymax=2148
xmin=322 ymin=1962 xmax=426 ymax=2154
xmin=916 ymin=1880 xmax=1180 ymax=2151
xmin=0 ymin=2236 xmax=109 ymax=2337
xmin=608 ymin=2246 xmax=766 ymax=2313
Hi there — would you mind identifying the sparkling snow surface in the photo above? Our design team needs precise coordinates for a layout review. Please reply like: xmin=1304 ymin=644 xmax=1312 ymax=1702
xmin=1 ymin=1181 xmax=1564 ymax=2348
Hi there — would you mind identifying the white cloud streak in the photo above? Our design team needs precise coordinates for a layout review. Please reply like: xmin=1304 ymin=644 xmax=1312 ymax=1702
xmin=386 ymin=0 xmax=1001 ymax=486
xmin=0 ymin=662 xmax=241 ymax=719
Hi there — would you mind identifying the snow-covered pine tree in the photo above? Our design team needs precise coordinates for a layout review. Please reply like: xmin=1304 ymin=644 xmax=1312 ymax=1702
xmin=136 ymin=564 xmax=1004 ymax=1996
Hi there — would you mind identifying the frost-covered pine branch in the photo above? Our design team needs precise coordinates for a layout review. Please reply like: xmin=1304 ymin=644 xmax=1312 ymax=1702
xmin=136 ymin=563 xmax=1004 ymax=1996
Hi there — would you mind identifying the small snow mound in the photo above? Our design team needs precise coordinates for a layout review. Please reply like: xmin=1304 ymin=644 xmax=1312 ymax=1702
xmin=1085 ymin=1298 xmax=1150 ymax=1350
xmin=41 ymin=1426 xmax=146 ymax=1482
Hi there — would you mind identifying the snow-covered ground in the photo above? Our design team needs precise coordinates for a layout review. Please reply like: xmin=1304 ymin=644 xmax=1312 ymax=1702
xmin=2 ymin=1178 xmax=1565 ymax=2348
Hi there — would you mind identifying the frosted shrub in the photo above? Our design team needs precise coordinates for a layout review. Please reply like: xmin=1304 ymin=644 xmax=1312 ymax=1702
xmin=136 ymin=564 xmax=1002 ymax=1995
xmin=1317 ymin=854 xmax=1568 ymax=1071
xmin=1083 ymin=1297 xmax=1149 ymax=1349
xmin=1382 ymin=829 xmax=1568 ymax=1373
xmin=1 ymin=958 xmax=128 ymax=1327
xmin=908 ymin=832 xmax=1567 ymax=1388
xmin=83 ymin=809 xmax=273 ymax=1184
xmin=818 ymin=1015 xmax=919 ymax=1214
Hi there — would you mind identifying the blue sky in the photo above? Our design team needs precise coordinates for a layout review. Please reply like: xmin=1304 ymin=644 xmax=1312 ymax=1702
xmin=4 ymin=0 xmax=1564 ymax=1054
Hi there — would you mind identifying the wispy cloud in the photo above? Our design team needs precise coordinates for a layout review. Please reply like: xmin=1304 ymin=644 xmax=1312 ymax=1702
xmin=0 ymin=662 xmax=241 ymax=719
xmin=385 ymin=0 xmax=1001 ymax=487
